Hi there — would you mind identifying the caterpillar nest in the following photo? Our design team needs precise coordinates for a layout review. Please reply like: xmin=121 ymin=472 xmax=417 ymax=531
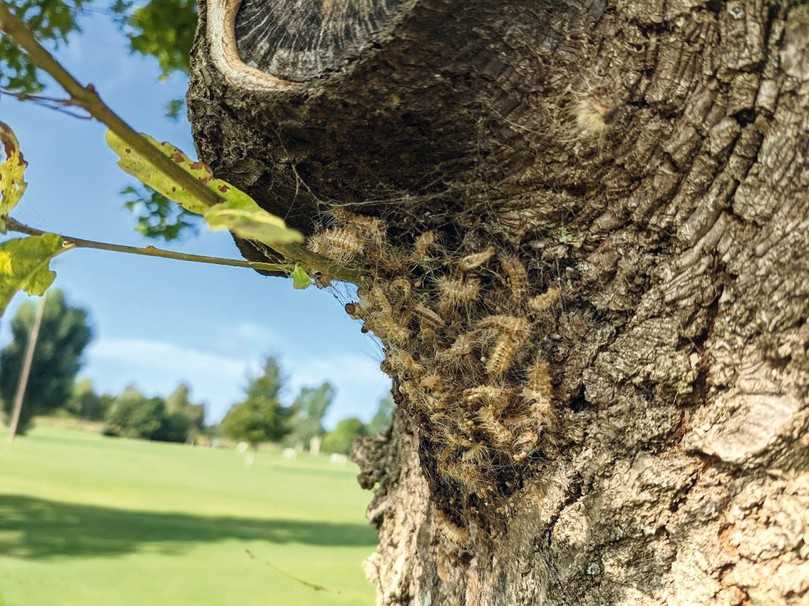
xmin=326 ymin=219 xmax=562 ymax=502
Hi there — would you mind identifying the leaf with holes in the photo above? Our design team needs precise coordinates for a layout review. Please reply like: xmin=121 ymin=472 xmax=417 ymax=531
xmin=0 ymin=234 xmax=67 ymax=315
xmin=106 ymin=130 xmax=213 ymax=214
xmin=0 ymin=122 xmax=27 ymax=216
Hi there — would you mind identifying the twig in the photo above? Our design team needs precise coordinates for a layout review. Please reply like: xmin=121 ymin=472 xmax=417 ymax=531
xmin=274 ymin=241 xmax=361 ymax=282
xmin=5 ymin=217 xmax=290 ymax=273
xmin=244 ymin=549 xmax=329 ymax=593
xmin=0 ymin=88 xmax=92 ymax=119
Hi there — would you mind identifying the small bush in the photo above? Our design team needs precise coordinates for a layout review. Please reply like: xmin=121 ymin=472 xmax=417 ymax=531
xmin=322 ymin=418 xmax=368 ymax=455
xmin=104 ymin=387 xmax=166 ymax=439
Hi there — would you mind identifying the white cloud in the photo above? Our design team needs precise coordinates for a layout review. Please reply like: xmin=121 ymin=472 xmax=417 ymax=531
xmin=89 ymin=338 xmax=254 ymax=381
xmin=288 ymin=354 xmax=383 ymax=388
xmin=213 ymin=322 xmax=280 ymax=356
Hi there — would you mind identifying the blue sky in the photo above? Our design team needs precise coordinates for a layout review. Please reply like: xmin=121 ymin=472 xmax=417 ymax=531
xmin=0 ymin=12 xmax=390 ymax=426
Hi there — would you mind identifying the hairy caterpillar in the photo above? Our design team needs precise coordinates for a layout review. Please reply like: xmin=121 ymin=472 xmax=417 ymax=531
xmin=525 ymin=358 xmax=553 ymax=398
xmin=478 ymin=405 xmax=512 ymax=448
xmin=430 ymin=411 xmax=457 ymax=434
xmin=389 ymin=277 xmax=412 ymax=303
xmin=307 ymin=227 xmax=363 ymax=264
xmin=461 ymin=442 xmax=490 ymax=465
xmin=412 ymin=230 xmax=439 ymax=260
xmin=478 ymin=314 xmax=528 ymax=335
xmin=414 ymin=303 xmax=445 ymax=328
xmin=500 ymin=254 xmax=529 ymax=302
xmin=486 ymin=332 xmax=527 ymax=377
xmin=445 ymin=332 xmax=476 ymax=357
xmin=419 ymin=373 xmax=445 ymax=394
xmin=367 ymin=284 xmax=393 ymax=316
xmin=442 ymin=457 xmax=488 ymax=493
xmin=365 ymin=314 xmax=410 ymax=345
xmin=329 ymin=208 xmax=387 ymax=246
xmin=436 ymin=276 xmax=481 ymax=313
xmin=522 ymin=358 xmax=555 ymax=431
xmin=572 ymin=96 xmax=612 ymax=141
xmin=435 ymin=509 xmax=470 ymax=544
xmin=459 ymin=247 xmax=495 ymax=272
xmin=512 ymin=430 xmax=539 ymax=462
xmin=529 ymin=286 xmax=561 ymax=314
xmin=463 ymin=385 xmax=513 ymax=408
xmin=399 ymin=378 xmax=428 ymax=401
xmin=418 ymin=325 xmax=438 ymax=345
xmin=409 ymin=383 xmax=446 ymax=413
xmin=384 ymin=348 xmax=424 ymax=378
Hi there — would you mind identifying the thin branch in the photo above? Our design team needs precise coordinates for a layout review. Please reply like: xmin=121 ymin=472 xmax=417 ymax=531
xmin=275 ymin=242 xmax=361 ymax=282
xmin=5 ymin=217 xmax=290 ymax=274
xmin=0 ymin=1 xmax=221 ymax=208
xmin=0 ymin=88 xmax=92 ymax=119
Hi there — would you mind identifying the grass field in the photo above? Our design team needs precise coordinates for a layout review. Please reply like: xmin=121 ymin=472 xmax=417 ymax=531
xmin=0 ymin=423 xmax=377 ymax=606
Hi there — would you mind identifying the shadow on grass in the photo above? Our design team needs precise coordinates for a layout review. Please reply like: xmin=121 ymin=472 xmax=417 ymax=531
xmin=0 ymin=494 xmax=377 ymax=560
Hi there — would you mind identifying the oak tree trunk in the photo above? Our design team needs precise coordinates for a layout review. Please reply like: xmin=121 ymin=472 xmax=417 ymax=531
xmin=188 ymin=1 xmax=809 ymax=603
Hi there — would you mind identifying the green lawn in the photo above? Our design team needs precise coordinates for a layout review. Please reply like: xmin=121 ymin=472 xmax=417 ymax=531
xmin=0 ymin=424 xmax=376 ymax=606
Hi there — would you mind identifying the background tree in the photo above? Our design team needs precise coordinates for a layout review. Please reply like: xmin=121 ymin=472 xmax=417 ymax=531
xmin=152 ymin=407 xmax=192 ymax=444
xmin=220 ymin=356 xmax=290 ymax=448
xmin=124 ymin=0 xmax=195 ymax=78
xmin=66 ymin=377 xmax=110 ymax=421
xmin=0 ymin=0 xmax=101 ymax=93
xmin=103 ymin=385 xmax=165 ymax=440
xmin=284 ymin=382 xmax=334 ymax=450
xmin=0 ymin=289 xmax=92 ymax=433
xmin=321 ymin=418 xmax=367 ymax=456
xmin=366 ymin=394 xmax=394 ymax=436
xmin=165 ymin=382 xmax=205 ymax=441
xmin=0 ymin=0 xmax=195 ymax=94
xmin=103 ymin=383 xmax=203 ymax=443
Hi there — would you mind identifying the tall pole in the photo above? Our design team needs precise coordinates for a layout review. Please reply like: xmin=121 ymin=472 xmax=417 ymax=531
xmin=8 ymin=297 xmax=46 ymax=441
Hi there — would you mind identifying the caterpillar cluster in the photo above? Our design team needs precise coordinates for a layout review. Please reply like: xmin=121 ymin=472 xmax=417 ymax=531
xmin=307 ymin=207 xmax=387 ymax=267
xmin=308 ymin=210 xmax=561 ymax=497
xmin=566 ymin=80 xmax=618 ymax=147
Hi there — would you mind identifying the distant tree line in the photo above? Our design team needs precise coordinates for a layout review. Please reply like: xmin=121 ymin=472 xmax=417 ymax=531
xmin=0 ymin=289 xmax=394 ymax=452
xmin=102 ymin=382 xmax=205 ymax=444
xmin=219 ymin=355 xmax=394 ymax=455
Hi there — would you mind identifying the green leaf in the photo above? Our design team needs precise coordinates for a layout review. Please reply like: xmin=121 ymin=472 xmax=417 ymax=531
xmin=0 ymin=234 xmax=66 ymax=315
xmin=203 ymin=193 xmax=303 ymax=246
xmin=0 ymin=122 xmax=27 ymax=216
xmin=291 ymin=265 xmax=312 ymax=289
xmin=164 ymin=98 xmax=185 ymax=121
xmin=105 ymin=130 xmax=303 ymax=246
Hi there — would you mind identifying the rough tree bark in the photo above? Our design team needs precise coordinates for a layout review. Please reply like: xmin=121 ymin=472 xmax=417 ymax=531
xmin=188 ymin=1 xmax=809 ymax=604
